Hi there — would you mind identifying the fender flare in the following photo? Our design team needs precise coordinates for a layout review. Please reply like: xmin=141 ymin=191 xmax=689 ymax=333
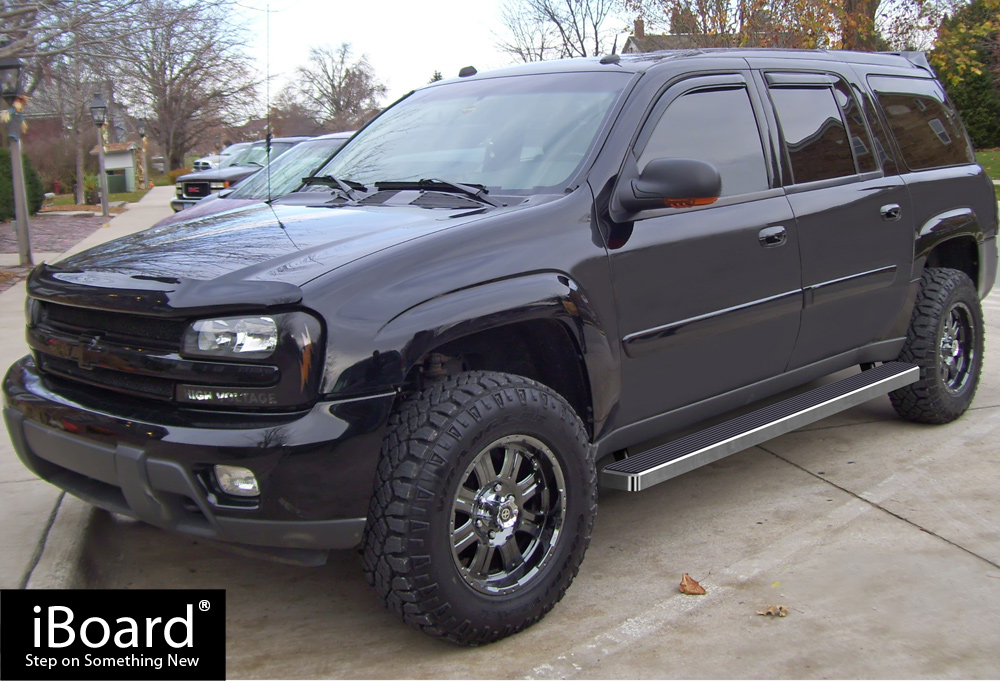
xmin=914 ymin=207 xmax=991 ymax=294
xmin=375 ymin=272 xmax=619 ymax=436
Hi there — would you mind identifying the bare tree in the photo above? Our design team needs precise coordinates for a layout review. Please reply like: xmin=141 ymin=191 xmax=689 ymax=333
xmin=28 ymin=46 xmax=107 ymax=203
xmin=0 ymin=1 xmax=145 ymax=60
xmin=109 ymin=0 xmax=258 ymax=169
xmin=292 ymin=44 xmax=387 ymax=131
xmin=496 ymin=0 xmax=620 ymax=61
xmin=496 ymin=1 xmax=564 ymax=61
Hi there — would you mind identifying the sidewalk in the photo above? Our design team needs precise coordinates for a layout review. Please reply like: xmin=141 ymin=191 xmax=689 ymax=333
xmin=0 ymin=185 xmax=175 ymax=590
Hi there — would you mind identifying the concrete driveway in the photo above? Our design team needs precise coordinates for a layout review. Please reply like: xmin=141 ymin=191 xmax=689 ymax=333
xmin=71 ymin=288 xmax=1000 ymax=678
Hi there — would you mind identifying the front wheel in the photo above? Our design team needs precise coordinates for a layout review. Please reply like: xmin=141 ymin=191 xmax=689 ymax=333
xmin=890 ymin=267 xmax=985 ymax=424
xmin=362 ymin=371 xmax=596 ymax=645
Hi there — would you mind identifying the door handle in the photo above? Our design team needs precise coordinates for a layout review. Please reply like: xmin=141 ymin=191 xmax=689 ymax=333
xmin=758 ymin=225 xmax=786 ymax=248
xmin=880 ymin=203 xmax=901 ymax=221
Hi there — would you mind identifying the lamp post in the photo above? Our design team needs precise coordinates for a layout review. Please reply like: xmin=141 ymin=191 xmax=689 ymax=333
xmin=88 ymin=93 xmax=110 ymax=217
xmin=0 ymin=53 xmax=33 ymax=266
xmin=137 ymin=118 xmax=149 ymax=190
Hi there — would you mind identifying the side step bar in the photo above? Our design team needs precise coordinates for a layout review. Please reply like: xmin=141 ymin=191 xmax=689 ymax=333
xmin=600 ymin=362 xmax=919 ymax=492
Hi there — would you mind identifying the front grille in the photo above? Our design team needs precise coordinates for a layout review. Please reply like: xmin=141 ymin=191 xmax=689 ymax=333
xmin=44 ymin=303 xmax=186 ymax=349
xmin=183 ymin=181 xmax=211 ymax=198
xmin=39 ymin=355 xmax=175 ymax=401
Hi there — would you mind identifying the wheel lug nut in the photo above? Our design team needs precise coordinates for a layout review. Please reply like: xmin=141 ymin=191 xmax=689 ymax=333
xmin=494 ymin=483 xmax=502 ymax=492
xmin=475 ymin=519 xmax=483 ymax=528
xmin=489 ymin=530 xmax=496 ymax=539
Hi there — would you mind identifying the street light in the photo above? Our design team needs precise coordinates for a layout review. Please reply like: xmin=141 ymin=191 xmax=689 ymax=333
xmin=88 ymin=93 xmax=110 ymax=217
xmin=0 ymin=53 xmax=33 ymax=266
xmin=137 ymin=118 xmax=149 ymax=190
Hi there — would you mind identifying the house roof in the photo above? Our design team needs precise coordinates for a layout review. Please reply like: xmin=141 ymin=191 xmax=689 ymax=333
xmin=90 ymin=141 xmax=138 ymax=155
xmin=623 ymin=34 xmax=709 ymax=52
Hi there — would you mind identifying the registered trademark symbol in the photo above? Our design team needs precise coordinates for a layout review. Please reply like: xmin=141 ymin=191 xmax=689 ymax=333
xmin=199 ymin=600 xmax=211 ymax=612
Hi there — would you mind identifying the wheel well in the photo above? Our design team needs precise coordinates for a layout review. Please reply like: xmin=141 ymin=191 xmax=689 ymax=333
xmin=407 ymin=320 xmax=593 ymax=437
xmin=925 ymin=237 xmax=978 ymax=286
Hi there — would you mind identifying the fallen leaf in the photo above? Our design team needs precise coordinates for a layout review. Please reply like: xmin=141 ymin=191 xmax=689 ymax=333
xmin=679 ymin=573 xmax=706 ymax=595
xmin=757 ymin=604 xmax=788 ymax=617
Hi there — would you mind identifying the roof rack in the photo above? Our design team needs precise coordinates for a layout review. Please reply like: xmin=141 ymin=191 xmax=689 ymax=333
xmin=880 ymin=51 xmax=932 ymax=72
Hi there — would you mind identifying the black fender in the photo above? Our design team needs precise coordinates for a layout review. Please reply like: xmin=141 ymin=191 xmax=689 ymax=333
xmin=914 ymin=207 xmax=996 ymax=297
xmin=372 ymin=272 xmax=619 ymax=439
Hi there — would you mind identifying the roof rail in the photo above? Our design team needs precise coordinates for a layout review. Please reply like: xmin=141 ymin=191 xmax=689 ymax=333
xmin=880 ymin=51 xmax=932 ymax=72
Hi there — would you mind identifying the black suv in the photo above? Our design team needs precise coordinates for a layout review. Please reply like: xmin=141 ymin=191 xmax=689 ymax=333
xmin=4 ymin=50 xmax=996 ymax=645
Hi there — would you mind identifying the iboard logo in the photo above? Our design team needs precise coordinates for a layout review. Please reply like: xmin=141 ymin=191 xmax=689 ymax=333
xmin=1 ymin=589 xmax=225 ymax=681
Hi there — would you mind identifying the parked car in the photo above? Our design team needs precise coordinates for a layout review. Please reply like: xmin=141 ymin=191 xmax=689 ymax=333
xmin=156 ymin=132 xmax=353 ymax=227
xmin=5 ymin=50 xmax=996 ymax=646
xmin=192 ymin=142 xmax=253 ymax=172
xmin=171 ymin=137 xmax=309 ymax=211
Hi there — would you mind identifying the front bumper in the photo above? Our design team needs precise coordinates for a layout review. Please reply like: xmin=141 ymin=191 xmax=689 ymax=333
xmin=3 ymin=356 xmax=395 ymax=551
xmin=170 ymin=198 xmax=198 ymax=212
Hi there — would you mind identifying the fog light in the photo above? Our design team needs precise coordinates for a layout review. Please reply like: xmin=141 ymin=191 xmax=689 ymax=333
xmin=214 ymin=465 xmax=259 ymax=497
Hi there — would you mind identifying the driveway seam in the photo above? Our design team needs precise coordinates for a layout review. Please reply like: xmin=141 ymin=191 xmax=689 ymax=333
xmin=18 ymin=491 xmax=64 ymax=589
xmin=758 ymin=444 xmax=1000 ymax=571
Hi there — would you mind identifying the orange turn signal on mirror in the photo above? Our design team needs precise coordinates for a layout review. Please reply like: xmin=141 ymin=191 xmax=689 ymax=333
xmin=662 ymin=196 xmax=719 ymax=209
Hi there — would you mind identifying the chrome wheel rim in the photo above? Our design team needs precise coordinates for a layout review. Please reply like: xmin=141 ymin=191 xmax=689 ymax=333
xmin=939 ymin=301 xmax=975 ymax=394
xmin=449 ymin=434 xmax=566 ymax=596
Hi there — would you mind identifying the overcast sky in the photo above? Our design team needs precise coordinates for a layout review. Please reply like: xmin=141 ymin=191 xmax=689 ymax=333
xmin=234 ymin=0 xmax=520 ymax=107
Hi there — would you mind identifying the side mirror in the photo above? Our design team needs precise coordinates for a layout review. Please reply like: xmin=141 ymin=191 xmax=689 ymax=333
xmin=616 ymin=157 xmax=722 ymax=215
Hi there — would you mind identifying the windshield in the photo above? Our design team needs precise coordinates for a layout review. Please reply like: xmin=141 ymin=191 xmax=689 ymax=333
xmin=219 ymin=143 xmax=251 ymax=167
xmin=238 ymin=142 xmax=295 ymax=167
xmin=229 ymin=137 xmax=349 ymax=199
xmin=315 ymin=72 xmax=630 ymax=193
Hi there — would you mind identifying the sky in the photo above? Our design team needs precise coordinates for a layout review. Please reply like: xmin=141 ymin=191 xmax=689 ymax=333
xmin=233 ymin=0 xmax=521 ymax=108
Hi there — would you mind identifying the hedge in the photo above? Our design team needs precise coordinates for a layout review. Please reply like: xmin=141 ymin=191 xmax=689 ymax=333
xmin=0 ymin=147 xmax=45 ymax=221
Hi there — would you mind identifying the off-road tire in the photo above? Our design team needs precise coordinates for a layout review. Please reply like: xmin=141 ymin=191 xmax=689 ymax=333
xmin=361 ymin=371 xmax=596 ymax=645
xmin=890 ymin=267 xmax=984 ymax=424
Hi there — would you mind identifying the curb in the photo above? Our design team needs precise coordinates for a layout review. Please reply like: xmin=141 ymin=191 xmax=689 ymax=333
xmin=25 ymin=495 xmax=97 ymax=589
xmin=19 ymin=189 xmax=174 ymax=591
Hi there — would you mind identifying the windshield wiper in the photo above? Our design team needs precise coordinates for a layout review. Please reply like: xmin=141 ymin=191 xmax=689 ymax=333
xmin=374 ymin=179 xmax=504 ymax=207
xmin=301 ymin=175 xmax=367 ymax=201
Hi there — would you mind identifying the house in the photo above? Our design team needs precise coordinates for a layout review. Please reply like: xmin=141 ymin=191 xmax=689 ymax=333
xmin=90 ymin=141 xmax=139 ymax=192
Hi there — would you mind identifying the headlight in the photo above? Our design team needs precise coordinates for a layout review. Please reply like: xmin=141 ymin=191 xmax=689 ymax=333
xmin=24 ymin=297 xmax=39 ymax=327
xmin=210 ymin=181 xmax=229 ymax=190
xmin=175 ymin=184 xmax=183 ymax=196
xmin=182 ymin=316 xmax=278 ymax=359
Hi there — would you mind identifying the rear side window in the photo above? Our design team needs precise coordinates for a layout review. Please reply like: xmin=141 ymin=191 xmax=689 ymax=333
xmin=833 ymin=80 xmax=878 ymax=173
xmin=638 ymin=86 xmax=769 ymax=197
xmin=868 ymin=75 xmax=973 ymax=170
xmin=769 ymin=86 xmax=855 ymax=183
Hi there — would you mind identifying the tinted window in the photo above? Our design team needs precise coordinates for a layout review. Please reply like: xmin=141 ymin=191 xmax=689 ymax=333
xmin=770 ymin=86 xmax=855 ymax=183
xmin=869 ymin=76 xmax=974 ymax=170
xmin=639 ymin=86 xmax=768 ymax=196
xmin=855 ymin=85 xmax=897 ymax=175
xmin=832 ymin=80 xmax=877 ymax=173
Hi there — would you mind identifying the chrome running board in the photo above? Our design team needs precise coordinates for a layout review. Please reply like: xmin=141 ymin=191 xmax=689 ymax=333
xmin=600 ymin=362 xmax=919 ymax=492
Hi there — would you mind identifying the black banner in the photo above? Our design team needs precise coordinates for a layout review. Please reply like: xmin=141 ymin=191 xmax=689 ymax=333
xmin=1 ymin=589 xmax=225 ymax=681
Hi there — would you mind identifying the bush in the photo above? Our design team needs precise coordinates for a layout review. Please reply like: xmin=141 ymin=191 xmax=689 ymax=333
xmin=168 ymin=167 xmax=191 ymax=183
xmin=0 ymin=148 xmax=45 ymax=221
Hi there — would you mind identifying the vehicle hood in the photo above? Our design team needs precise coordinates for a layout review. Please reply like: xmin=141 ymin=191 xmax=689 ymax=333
xmin=29 ymin=201 xmax=506 ymax=315
xmin=177 ymin=166 xmax=258 ymax=183
xmin=153 ymin=195 xmax=259 ymax=228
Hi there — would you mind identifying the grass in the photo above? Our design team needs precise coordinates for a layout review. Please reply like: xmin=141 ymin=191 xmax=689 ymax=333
xmin=48 ymin=188 xmax=150 ymax=207
xmin=974 ymin=149 xmax=1000 ymax=200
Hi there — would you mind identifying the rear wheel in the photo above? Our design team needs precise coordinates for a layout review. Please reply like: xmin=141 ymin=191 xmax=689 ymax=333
xmin=362 ymin=371 xmax=596 ymax=645
xmin=890 ymin=267 xmax=984 ymax=424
